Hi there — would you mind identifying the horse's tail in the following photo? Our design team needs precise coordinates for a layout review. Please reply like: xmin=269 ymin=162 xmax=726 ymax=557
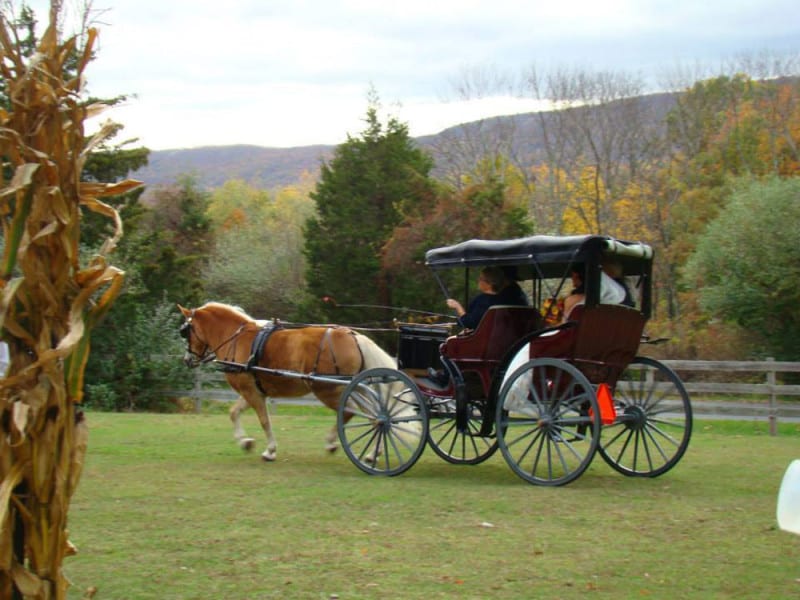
xmin=352 ymin=334 xmax=420 ymax=439
xmin=353 ymin=333 xmax=397 ymax=369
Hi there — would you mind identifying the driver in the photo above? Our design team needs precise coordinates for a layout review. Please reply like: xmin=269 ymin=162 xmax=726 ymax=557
xmin=445 ymin=266 xmax=528 ymax=330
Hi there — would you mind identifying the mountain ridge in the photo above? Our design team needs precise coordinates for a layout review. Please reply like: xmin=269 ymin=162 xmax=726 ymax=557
xmin=130 ymin=92 xmax=680 ymax=191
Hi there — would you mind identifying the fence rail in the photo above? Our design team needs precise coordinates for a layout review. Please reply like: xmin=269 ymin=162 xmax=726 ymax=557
xmin=172 ymin=358 xmax=800 ymax=435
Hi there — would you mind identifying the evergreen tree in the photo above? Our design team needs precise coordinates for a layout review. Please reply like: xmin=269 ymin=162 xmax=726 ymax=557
xmin=83 ymin=177 xmax=212 ymax=410
xmin=303 ymin=99 xmax=436 ymax=326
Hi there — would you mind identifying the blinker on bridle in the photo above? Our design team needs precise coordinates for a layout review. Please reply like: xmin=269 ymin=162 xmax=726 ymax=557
xmin=180 ymin=311 xmax=212 ymax=363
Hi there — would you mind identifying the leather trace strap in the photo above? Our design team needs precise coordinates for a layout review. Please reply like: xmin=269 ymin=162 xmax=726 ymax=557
xmin=312 ymin=327 xmax=339 ymax=375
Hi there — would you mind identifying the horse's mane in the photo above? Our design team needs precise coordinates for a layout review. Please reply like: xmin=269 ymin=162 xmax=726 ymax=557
xmin=200 ymin=301 xmax=256 ymax=322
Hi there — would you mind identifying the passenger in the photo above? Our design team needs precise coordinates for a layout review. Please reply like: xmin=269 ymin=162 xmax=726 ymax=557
xmin=562 ymin=267 xmax=586 ymax=323
xmin=445 ymin=266 xmax=527 ymax=331
xmin=602 ymin=260 xmax=635 ymax=307
xmin=562 ymin=266 xmax=627 ymax=322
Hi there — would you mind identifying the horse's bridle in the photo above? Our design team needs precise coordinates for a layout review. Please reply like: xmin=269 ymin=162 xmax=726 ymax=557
xmin=180 ymin=310 xmax=247 ymax=366
xmin=180 ymin=311 xmax=213 ymax=365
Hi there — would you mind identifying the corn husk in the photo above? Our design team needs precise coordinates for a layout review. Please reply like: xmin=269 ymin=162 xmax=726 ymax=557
xmin=0 ymin=5 xmax=139 ymax=598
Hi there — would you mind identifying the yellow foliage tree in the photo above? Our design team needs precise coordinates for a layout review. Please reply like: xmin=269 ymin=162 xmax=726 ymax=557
xmin=0 ymin=8 xmax=140 ymax=599
xmin=559 ymin=165 xmax=606 ymax=234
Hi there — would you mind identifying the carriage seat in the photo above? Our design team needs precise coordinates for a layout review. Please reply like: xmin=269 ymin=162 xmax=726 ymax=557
xmin=529 ymin=304 xmax=646 ymax=385
xmin=440 ymin=305 xmax=543 ymax=392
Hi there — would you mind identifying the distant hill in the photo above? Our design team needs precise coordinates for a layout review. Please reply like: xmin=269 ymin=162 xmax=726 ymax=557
xmin=130 ymin=92 xmax=679 ymax=191
xmin=130 ymin=144 xmax=334 ymax=190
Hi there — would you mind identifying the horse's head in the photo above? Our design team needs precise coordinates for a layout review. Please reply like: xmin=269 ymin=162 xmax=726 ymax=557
xmin=178 ymin=304 xmax=211 ymax=368
xmin=178 ymin=302 xmax=254 ymax=368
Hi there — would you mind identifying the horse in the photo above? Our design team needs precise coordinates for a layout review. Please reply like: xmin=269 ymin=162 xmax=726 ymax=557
xmin=178 ymin=302 xmax=397 ymax=462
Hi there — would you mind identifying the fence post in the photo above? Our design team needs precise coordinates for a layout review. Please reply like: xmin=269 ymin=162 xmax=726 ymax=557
xmin=767 ymin=357 xmax=777 ymax=436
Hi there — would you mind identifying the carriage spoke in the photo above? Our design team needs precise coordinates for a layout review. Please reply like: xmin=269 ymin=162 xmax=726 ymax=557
xmin=498 ymin=358 xmax=599 ymax=486
xmin=342 ymin=389 xmax=381 ymax=419
xmin=354 ymin=427 xmax=382 ymax=465
xmin=599 ymin=357 xmax=692 ymax=477
xmin=519 ymin=428 xmax=548 ymax=475
xmin=426 ymin=392 xmax=498 ymax=465
xmin=338 ymin=368 xmax=427 ymax=477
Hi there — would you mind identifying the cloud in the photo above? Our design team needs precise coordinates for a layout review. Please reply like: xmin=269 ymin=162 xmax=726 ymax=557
xmin=23 ymin=0 xmax=800 ymax=149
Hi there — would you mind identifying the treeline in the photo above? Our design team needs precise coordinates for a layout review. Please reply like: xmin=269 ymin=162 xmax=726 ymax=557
xmin=83 ymin=63 xmax=800 ymax=411
xmin=5 ymin=3 xmax=797 ymax=410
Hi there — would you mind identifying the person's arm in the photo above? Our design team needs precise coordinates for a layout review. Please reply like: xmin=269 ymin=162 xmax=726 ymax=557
xmin=455 ymin=295 xmax=492 ymax=329
xmin=446 ymin=298 xmax=465 ymax=318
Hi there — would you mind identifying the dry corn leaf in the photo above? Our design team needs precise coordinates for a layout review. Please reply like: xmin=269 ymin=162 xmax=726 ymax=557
xmin=0 ymin=162 xmax=39 ymax=198
xmin=11 ymin=401 xmax=29 ymax=438
xmin=0 ymin=462 xmax=24 ymax=542
xmin=11 ymin=562 xmax=44 ymax=596
xmin=67 ymin=416 xmax=88 ymax=497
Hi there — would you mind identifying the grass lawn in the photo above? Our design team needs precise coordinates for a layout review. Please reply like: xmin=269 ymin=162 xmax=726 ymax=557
xmin=63 ymin=407 xmax=800 ymax=599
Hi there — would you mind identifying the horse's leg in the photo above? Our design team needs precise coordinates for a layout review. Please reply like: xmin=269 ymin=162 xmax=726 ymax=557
xmin=325 ymin=426 xmax=338 ymax=453
xmin=315 ymin=389 xmax=342 ymax=453
xmin=228 ymin=375 xmax=277 ymax=462
xmin=250 ymin=397 xmax=277 ymax=462
xmin=229 ymin=396 xmax=255 ymax=452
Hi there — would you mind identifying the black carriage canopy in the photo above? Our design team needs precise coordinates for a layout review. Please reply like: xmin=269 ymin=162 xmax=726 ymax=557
xmin=424 ymin=234 xmax=653 ymax=280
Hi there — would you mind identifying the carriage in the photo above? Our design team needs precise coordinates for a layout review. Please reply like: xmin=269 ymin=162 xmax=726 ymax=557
xmin=180 ymin=234 xmax=692 ymax=486
xmin=335 ymin=234 xmax=692 ymax=486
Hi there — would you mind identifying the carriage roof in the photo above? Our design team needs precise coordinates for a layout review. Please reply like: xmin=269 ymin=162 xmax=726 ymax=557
xmin=424 ymin=234 xmax=653 ymax=280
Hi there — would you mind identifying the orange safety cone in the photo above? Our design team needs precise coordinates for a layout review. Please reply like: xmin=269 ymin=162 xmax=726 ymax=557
xmin=596 ymin=383 xmax=617 ymax=425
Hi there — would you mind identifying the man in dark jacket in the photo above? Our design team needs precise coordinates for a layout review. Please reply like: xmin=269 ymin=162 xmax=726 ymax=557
xmin=446 ymin=266 xmax=529 ymax=330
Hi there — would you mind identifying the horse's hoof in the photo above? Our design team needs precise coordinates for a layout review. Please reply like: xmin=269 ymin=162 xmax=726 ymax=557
xmin=261 ymin=451 xmax=276 ymax=462
xmin=325 ymin=443 xmax=338 ymax=454
xmin=240 ymin=438 xmax=255 ymax=452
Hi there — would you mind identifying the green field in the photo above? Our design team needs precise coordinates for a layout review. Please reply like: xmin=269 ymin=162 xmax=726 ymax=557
xmin=63 ymin=408 xmax=800 ymax=599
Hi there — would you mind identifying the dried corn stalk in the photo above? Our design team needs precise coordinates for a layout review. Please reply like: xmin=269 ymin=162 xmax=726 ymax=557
xmin=0 ymin=5 xmax=141 ymax=599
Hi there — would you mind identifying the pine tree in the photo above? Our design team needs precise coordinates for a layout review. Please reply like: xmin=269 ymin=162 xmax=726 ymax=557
xmin=303 ymin=99 xmax=436 ymax=326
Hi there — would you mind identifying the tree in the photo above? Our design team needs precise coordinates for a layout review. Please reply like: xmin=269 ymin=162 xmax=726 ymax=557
xmin=430 ymin=66 xmax=531 ymax=189
xmin=382 ymin=179 xmax=533 ymax=315
xmin=303 ymin=96 xmax=437 ymax=326
xmin=655 ymin=71 xmax=800 ymax=321
xmin=0 ymin=5 xmax=140 ymax=597
xmin=684 ymin=176 xmax=800 ymax=360
xmin=80 ymin=123 xmax=150 ymax=250
xmin=523 ymin=66 xmax=665 ymax=236
xmin=204 ymin=179 xmax=315 ymax=317
xmin=82 ymin=177 xmax=212 ymax=410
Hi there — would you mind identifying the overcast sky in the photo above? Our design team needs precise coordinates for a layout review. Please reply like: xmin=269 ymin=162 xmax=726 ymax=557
xmin=23 ymin=0 xmax=800 ymax=150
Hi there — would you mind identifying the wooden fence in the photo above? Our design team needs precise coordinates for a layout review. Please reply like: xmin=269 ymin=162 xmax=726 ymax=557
xmin=174 ymin=359 xmax=800 ymax=435
xmin=660 ymin=359 xmax=800 ymax=435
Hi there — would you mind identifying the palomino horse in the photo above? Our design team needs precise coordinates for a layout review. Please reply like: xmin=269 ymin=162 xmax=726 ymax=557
xmin=178 ymin=302 xmax=397 ymax=461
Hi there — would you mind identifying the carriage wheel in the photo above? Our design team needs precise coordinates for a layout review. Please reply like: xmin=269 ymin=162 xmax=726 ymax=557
xmin=426 ymin=396 xmax=498 ymax=465
xmin=496 ymin=358 xmax=600 ymax=486
xmin=337 ymin=368 xmax=428 ymax=477
xmin=599 ymin=356 xmax=692 ymax=477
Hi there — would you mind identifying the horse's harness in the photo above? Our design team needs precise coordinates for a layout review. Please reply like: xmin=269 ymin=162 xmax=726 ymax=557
xmin=180 ymin=312 xmax=364 ymax=382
